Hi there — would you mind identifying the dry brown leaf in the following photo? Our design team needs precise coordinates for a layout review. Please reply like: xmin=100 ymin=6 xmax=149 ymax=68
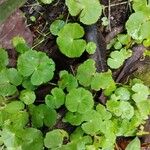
xmin=0 ymin=9 xmax=33 ymax=49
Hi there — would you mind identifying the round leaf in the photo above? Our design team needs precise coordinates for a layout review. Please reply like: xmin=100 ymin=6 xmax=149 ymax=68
xmin=17 ymin=50 xmax=55 ymax=85
xmin=126 ymin=12 xmax=148 ymax=40
xmin=58 ymin=70 xmax=78 ymax=92
xmin=50 ymin=20 xmax=65 ymax=36
xmin=19 ymin=90 xmax=36 ymax=105
xmin=132 ymin=83 xmax=149 ymax=102
xmin=45 ymin=87 xmax=65 ymax=109
xmin=65 ymin=0 xmax=102 ymax=25
xmin=76 ymin=59 xmax=96 ymax=87
xmin=86 ymin=42 xmax=96 ymax=54
xmin=4 ymin=101 xmax=25 ymax=113
xmin=63 ymin=112 xmax=83 ymax=126
xmin=57 ymin=23 xmax=86 ymax=58
xmin=65 ymin=88 xmax=94 ymax=114
xmin=44 ymin=129 xmax=68 ymax=149
xmin=114 ymin=87 xmax=131 ymax=101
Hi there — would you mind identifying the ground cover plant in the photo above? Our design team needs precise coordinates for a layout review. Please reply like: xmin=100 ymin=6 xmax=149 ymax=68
xmin=0 ymin=0 xmax=150 ymax=149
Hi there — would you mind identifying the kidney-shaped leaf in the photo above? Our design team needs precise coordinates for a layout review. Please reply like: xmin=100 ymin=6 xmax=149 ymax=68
xmin=44 ymin=129 xmax=68 ymax=149
xmin=45 ymin=87 xmax=65 ymax=109
xmin=65 ymin=0 xmax=102 ymax=25
xmin=17 ymin=50 xmax=55 ymax=85
xmin=57 ymin=23 xmax=86 ymax=58
xmin=0 ymin=68 xmax=22 ymax=96
xmin=65 ymin=88 xmax=94 ymax=114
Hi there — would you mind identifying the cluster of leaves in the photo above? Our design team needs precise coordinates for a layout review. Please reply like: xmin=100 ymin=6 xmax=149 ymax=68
xmin=1 ymin=0 xmax=150 ymax=149
xmin=40 ymin=0 xmax=102 ymax=25
xmin=126 ymin=0 xmax=150 ymax=46
xmin=0 ymin=42 xmax=57 ymax=150
xmin=107 ymin=34 xmax=132 ymax=69
xmin=47 ymin=0 xmax=102 ymax=58
xmin=50 ymin=21 xmax=96 ymax=58
xmin=0 ymin=41 xmax=150 ymax=149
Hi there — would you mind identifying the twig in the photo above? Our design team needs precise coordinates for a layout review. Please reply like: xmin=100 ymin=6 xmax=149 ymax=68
xmin=70 ymin=65 xmax=75 ymax=76
xmin=105 ymin=26 xmax=124 ymax=44
xmin=116 ymin=45 xmax=146 ymax=83
xmin=104 ymin=1 xmax=128 ymax=8
xmin=108 ymin=0 xmax=111 ymax=31
xmin=127 ymin=0 xmax=132 ymax=13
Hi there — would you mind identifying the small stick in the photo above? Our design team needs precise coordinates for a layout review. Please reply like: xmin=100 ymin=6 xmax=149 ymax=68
xmin=116 ymin=45 xmax=146 ymax=83
xmin=105 ymin=26 xmax=124 ymax=44
xmin=104 ymin=1 xmax=129 ymax=8
xmin=108 ymin=0 xmax=111 ymax=31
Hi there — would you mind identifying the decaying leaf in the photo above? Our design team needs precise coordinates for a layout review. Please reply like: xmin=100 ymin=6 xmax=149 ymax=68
xmin=0 ymin=9 xmax=33 ymax=49
xmin=0 ymin=0 xmax=26 ymax=24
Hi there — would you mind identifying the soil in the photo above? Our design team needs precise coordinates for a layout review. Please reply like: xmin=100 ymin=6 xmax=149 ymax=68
xmin=1 ymin=0 xmax=150 ymax=149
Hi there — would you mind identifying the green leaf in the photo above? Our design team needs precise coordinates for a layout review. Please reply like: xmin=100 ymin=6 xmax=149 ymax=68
xmin=39 ymin=104 xmax=57 ymax=128
xmin=65 ymin=0 xmax=102 ymax=25
xmin=107 ymin=48 xmax=132 ymax=69
xmin=136 ymin=100 xmax=150 ymax=120
xmin=57 ymin=23 xmax=86 ymax=58
xmin=44 ymin=129 xmax=68 ymax=149
xmin=45 ymin=87 xmax=65 ymax=109
xmin=91 ymin=71 xmax=116 ymax=95
xmin=40 ymin=0 xmax=53 ymax=4
xmin=96 ymin=104 xmax=112 ymax=121
xmin=126 ymin=12 xmax=148 ymax=40
xmin=132 ymin=83 xmax=149 ymax=102
xmin=114 ymin=41 xmax=122 ymax=50
xmin=101 ymin=17 xmax=109 ymax=26
xmin=1 ymin=128 xmax=21 ymax=149
xmin=133 ymin=0 xmax=150 ymax=13
xmin=0 ymin=48 xmax=8 ymax=71
xmin=1 ymin=127 xmax=43 ymax=150
xmin=99 ymin=134 xmax=116 ymax=150
xmin=6 ymin=68 xmax=23 ymax=86
xmin=0 ymin=83 xmax=17 ymax=97
xmin=0 ymin=68 xmax=22 ymax=96
xmin=21 ymin=128 xmax=43 ymax=150
xmin=58 ymin=70 xmax=78 ymax=92
xmin=114 ymin=87 xmax=131 ymax=101
xmin=117 ymin=34 xmax=131 ymax=45
xmin=125 ymin=137 xmax=141 ymax=150
xmin=12 ymin=36 xmax=30 ymax=54
xmin=22 ymin=77 xmax=36 ymax=90
xmin=4 ymin=101 xmax=25 ymax=113
xmin=86 ymin=42 xmax=96 ymax=54
xmin=76 ymin=59 xmax=96 ymax=87
xmin=50 ymin=20 xmax=65 ymax=36
xmin=2 ymin=111 xmax=29 ymax=129
xmin=30 ymin=16 xmax=36 ymax=22
xmin=19 ymin=90 xmax=36 ymax=105
xmin=143 ymin=39 xmax=150 ymax=47
xmin=17 ymin=50 xmax=55 ymax=85
xmin=30 ymin=104 xmax=57 ymax=128
xmin=63 ymin=112 xmax=83 ymax=126
xmin=140 ymin=21 xmax=150 ymax=40
xmin=81 ymin=110 xmax=102 ymax=135
xmin=65 ymin=88 xmax=94 ymax=114
xmin=106 ymin=100 xmax=134 ymax=120
xmin=70 ymin=127 xmax=84 ymax=141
